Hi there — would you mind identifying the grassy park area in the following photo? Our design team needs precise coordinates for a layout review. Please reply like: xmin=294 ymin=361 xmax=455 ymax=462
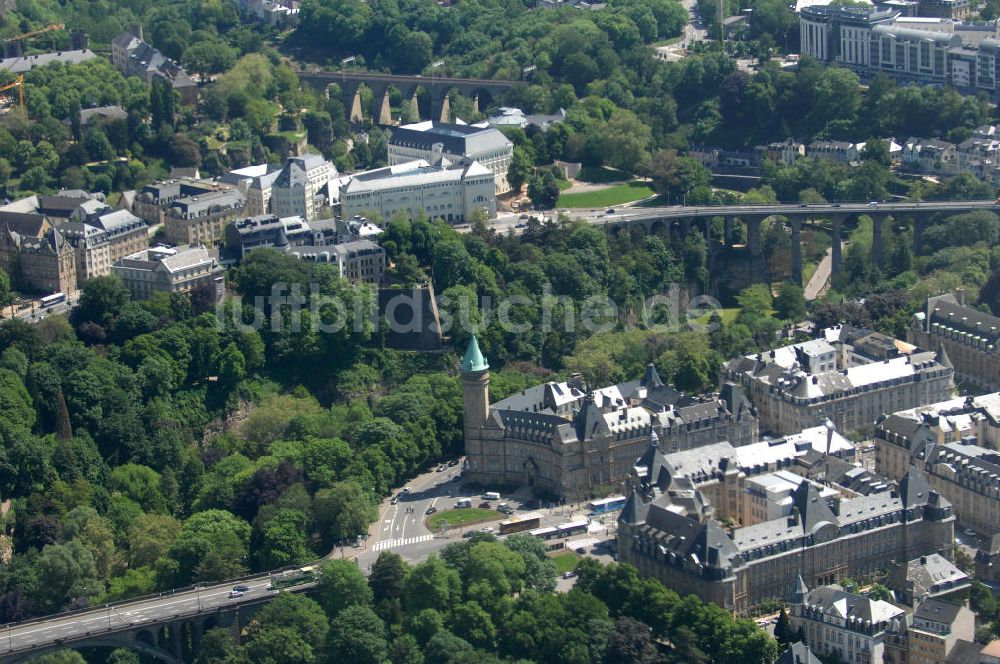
xmin=549 ymin=550 xmax=580 ymax=574
xmin=426 ymin=508 xmax=499 ymax=531
xmin=558 ymin=181 xmax=656 ymax=208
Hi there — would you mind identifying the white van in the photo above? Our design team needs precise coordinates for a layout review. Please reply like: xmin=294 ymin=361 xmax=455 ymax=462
xmin=455 ymin=498 xmax=472 ymax=508
xmin=483 ymin=492 xmax=501 ymax=501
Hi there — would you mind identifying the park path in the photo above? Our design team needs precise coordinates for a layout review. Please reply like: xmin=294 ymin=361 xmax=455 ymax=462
xmin=804 ymin=243 xmax=841 ymax=301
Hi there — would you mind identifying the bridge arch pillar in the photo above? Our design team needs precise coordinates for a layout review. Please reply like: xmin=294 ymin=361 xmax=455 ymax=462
xmin=830 ymin=214 xmax=846 ymax=277
xmin=790 ymin=215 xmax=803 ymax=285
xmin=372 ymin=83 xmax=392 ymax=126
xmin=342 ymin=82 xmax=363 ymax=124
xmin=871 ymin=213 xmax=885 ymax=269
xmin=746 ymin=216 xmax=762 ymax=257
xmin=432 ymin=91 xmax=451 ymax=123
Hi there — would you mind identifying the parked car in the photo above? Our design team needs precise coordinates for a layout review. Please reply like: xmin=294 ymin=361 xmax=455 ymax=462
xmin=391 ymin=496 xmax=399 ymax=505
xmin=965 ymin=528 xmax=977 ymax=536
xmin=562 ymin=571 xmax=576 ymax=579
xmin=425 ymin=506 xmax=438 ymax=515
xmin=448 ymin=459 xmax=459 ymax=467
xmin=515 ymin=222 xmax=526 ymax=228
xmin=481 ymin=527 xmax=494 ymax=534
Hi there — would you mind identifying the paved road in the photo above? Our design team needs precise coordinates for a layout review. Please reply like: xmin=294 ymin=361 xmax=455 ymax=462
xmin=4 ymin=297 xmax=77 ymax=324
xmin=804 ymin=244 xmax=838 ymax=301
xmin=2 ymin=576 xmax=278 ymax=656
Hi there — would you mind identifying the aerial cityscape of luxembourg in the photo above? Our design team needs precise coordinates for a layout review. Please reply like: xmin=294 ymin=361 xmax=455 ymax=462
xmin=7 ymin=0 xmax=1000 ymax=662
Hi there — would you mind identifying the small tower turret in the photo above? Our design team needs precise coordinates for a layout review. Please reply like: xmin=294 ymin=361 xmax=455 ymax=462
xmin=460 ymin=335 xmax=490 ymax=443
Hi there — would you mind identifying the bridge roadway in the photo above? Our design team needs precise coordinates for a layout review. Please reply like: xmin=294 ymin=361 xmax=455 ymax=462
xmin=583 ymin=199 xmax=1000 ymax=225
xmin=1 ymin=574 xmax=292 ymax=662
xmin=548 ymin=199 xmax=1000 ymax=283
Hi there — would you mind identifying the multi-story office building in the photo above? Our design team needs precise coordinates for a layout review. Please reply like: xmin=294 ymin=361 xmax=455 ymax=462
xmin=388 ymin=121 xmax=514 ymax=195
xmin=221 ymin=164 xmax=283 ymax=217
xmin=132 ymin=180 xmax=221 ymax=225
xmin=14 ymin=228 xmax=77 ymax=294
xmin=224 ymin=214 xmax=313 ymax=261
xmin=112 ymin=245 xmax=223 ymax=303
xmin=461 ymin=344 xmax=758 ymax=500
xmin=724 ymin=327 xmax=955 ymax=436
xmin=163 ymin=188 xmax=246 ymax=246
xmin=799 ymin=6 xmax=898 ymax=66
xmin=918 ymin=0 xmax=972 ymax=18
xmin=801 ymin=6 xmax=1000 ymax=97
xmin=340 ymin=159 xmax=497 ymax=224
xmin=908 ymin=292 xmax=1000 ymax=391
xmin=222 ymin=214 xmax=381 ymax=262
xmin=618 ymin=434 xmax=955 ymax=613
xmin=789 ymin=581 xmax=906 ymax=664
xmin=285 ymin=240 xmax=386 ymax=285
xmin=270 ymin=155 xmax=336 ymax=221
xmin=60 ymin=208 xmax=148 ymax=284
xmin=884 ymin=598 xmax=976 ymax=664
xmin=876 ymin=392 xmax=1000 ymax=535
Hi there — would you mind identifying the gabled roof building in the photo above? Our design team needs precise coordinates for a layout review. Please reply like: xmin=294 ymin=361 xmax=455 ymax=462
xmin=618 ymin=429 xmax=955 ymax=613
xmin=461 ymin=342 xmax=757 ymax=500
xmin=724 ymin=326 xmax=955 ymax=435
xmin=111 ymin=26 xmax=197 ymax=104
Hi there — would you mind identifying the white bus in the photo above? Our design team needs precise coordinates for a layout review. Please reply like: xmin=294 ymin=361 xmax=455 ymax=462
xmin=40 ymin=292 xmax=66 ymax=308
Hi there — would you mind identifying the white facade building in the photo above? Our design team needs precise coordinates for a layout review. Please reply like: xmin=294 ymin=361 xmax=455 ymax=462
xmin=791 ymin=581 xmax=906 ymax=664
xmin=270 ymin=155 xmax=336 ymax=221
xmin=112 ymin=245 xmax=224 ymax=302
xmin=388 ymin=121 xmax=514 ymax=195
xmin=340 ymin=159 xmax=496 ymax=224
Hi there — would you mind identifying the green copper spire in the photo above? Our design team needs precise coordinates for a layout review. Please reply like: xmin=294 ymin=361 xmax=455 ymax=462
xmin=460 ymin=335 xmax=489 ymax=372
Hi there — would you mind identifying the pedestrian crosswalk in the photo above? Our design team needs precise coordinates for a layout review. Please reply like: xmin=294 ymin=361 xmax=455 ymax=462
xmin=373 ymin=534 xmax=435 ymax=551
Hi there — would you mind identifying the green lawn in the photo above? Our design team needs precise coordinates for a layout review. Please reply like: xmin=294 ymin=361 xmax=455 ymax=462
xmin=549 ymin=550 xmax=580 ymax=574
xmin=693 ymin=307 xmax=740 ymax=327
xmin=558 ymin=182 xmax=656 ymax=208
xmin=426 ymin=508 xmax=499 ymax=531
xmin=557 ymin=179 xmax=573 ymax=191
xmin=576 ymin=166 xmax=629 ymax=184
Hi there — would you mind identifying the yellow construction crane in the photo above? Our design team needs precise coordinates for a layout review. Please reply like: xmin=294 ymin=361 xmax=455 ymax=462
xmin=0 ymin=75 xmax=24 ymax=109
xmin=3 ymin=23 xmax=65 ymax=50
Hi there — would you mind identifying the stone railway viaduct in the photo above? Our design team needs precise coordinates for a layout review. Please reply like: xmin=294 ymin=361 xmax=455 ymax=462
xmin=297 ymin=70 xmax=526 ymax=124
